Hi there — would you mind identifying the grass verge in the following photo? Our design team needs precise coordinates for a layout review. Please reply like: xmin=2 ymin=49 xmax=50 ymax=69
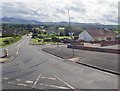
xmin=0 ymin=36 xmax=22 ymax=48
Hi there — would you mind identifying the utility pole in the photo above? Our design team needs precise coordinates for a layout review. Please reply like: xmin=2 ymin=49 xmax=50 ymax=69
xmin=67 ymin=9 xmax=74 ymax=57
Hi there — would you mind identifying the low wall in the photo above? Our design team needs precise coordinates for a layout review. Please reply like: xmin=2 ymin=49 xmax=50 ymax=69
xmin=84 ymin=43 xmax=101 ymax=47
xmin=67 ymin=45 xmax=120 ymax=54
xmin=101 ymin=40 xmax=120 ymax=46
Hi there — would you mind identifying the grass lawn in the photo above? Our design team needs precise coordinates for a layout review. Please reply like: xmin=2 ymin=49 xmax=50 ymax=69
xmin=31 ymin=38 xmax=63 ymax=45
xmin=57 ymin=36 xmax=72 ymax=39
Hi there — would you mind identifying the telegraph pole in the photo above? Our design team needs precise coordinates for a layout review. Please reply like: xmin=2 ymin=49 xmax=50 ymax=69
xmin=67 ymin=9 xmax=74 ymax=57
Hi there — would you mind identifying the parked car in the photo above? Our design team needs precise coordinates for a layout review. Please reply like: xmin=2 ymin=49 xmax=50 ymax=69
xmin=67 ymin=44 xmax=72 ymax=48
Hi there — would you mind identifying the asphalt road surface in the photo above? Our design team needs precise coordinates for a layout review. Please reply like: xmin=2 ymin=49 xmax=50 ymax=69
xmin=42 ymin=45 xmax=118 ymax=74
xmin=2 ymin=35 xmax=119 ymax=90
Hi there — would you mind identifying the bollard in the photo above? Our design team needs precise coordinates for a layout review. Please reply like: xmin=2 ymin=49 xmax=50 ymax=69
xmin=4 ymin=49 xmax=8 ymax=57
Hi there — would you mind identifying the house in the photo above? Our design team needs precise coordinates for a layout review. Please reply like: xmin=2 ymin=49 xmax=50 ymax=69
xmin=1 ymin=29 xmax=20 ymax=37
xmin=78 ymin=29 xmax=117 ymax=42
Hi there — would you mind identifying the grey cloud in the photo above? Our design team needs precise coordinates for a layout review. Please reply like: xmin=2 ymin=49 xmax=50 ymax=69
xmin=56 ymin=9 xmax=65 ymax=14
xmin=106 ymin=18 xmax=117 ymax=23
xmin=31 ymin=10 xmax=49 ymax=17
xmin=2 ymin=3 xmax=32 ymax=15
xmin=70 ymin=6 xmax=86 ymax=13
xmin=1 ymin=1 xmax=118 ymax=24
xmin=102 ymin=13 xmax=117 ymax=23
xmin=53 ymin=14 xmax=60 ymax=18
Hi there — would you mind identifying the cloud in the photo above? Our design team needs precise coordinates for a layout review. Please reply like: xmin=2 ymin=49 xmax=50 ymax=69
xmin=1 ymin=0 xmax=119 ymax=25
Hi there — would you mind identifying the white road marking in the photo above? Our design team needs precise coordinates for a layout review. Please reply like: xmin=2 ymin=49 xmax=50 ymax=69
xmin=39 ymin=83 xmax=69 ymax=89
xmin=3 ymin=77 xmax=8 ymax=80
xmin=41 ymin=77 xmax=56 ymax=80
xmin=17 ymin=45 xmax=20 ymax=51
xmin=9 ymin=56 xmax=14 ymax=62
xmin=33 ymin=74 xmax=41 ymax=86
xmin=16 ymin=51 xmax=18 ymax=55
xmin=8 ymin=82 xmax=14 ymax=85
xmin=16 ymin=79 xmax=20 ymax=81
xmin=55 ymin=76 xmax=75 ymax=89
xmin=8 ymin=37 xmax=29 ymax=62
xmin=39 ymin=83 xmax=44 ymax=85
xmin=26 ymin=80 xmax=34 ymax=84
xmin=17 ymin=83 xmax=27 ymax=87
xmin=48 ymin=84 xmax=69 ymax=89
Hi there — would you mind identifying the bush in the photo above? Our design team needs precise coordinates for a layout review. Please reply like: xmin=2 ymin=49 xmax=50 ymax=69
xmin=3 ymin=39 xmax=11 ymax=45
xmin=2 ymin=34 xmax=14 ymax=37
xmin=10 ymin=38 xmax=15 ymax=42
xmin=38 ymin=36 xmax=44 ymax=39
xmin=43 ymin=38 xmax=52 ymax=42
xmin=52 ymin=37 xmax=60 ymax=42
xmin=2 ymin=36 xmax=21 ymax=46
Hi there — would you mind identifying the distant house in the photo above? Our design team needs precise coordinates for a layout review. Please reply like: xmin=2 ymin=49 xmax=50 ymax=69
xmin=0 ymin=30 xmax=2 ymax=38
xmin=1 ymin=29 xmax=20 ymax=37
xmin=78 ymin=29 xmax=117 ymax=42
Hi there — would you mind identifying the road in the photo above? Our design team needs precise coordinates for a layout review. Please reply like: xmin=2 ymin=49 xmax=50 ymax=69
xmin=42 ymin=45 xmax=118 ymax=74
xmin=2 ymin=35 xmax=118 ymax=90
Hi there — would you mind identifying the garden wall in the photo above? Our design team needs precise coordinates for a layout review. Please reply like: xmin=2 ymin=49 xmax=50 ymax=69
xmin=67 ymin=45 xmax=120 ymax=54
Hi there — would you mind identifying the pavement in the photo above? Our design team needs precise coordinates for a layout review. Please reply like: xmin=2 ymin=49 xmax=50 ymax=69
xmin=42 ymin=46 xmax=119 ymax=75
xmin=2 ymin=35 xmax=119 ymax=90
xmin=102 ymin=44 xmax=119 ymax=49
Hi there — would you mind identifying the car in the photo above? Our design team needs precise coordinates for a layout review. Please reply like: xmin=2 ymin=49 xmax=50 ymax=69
xmin=67 ymin=44 xmax=72 ymax=48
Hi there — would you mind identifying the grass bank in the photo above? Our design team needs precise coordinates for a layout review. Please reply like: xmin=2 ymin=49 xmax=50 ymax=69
xmin=0 ymin=36 xmax=22 ymax=48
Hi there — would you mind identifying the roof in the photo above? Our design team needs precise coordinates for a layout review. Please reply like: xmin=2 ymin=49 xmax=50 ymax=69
xmin=1 ymin=30 xmax=20 ymax=35
xmin=85 ymin=29 xmax=117 ymax=37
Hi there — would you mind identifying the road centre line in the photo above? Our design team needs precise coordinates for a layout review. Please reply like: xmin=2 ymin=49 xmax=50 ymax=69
xmin=3 ymin=77 xmax=8 ymax=80
xmin=17 ymin=83 xmax=27 ymax=87
xmin=26 ymin=80 xmax=34 ymax=84
xmin=8 ymin=36 xmax=29 ymax=62
xmin=7 ymin=82 xmax=14 ymax=85
xmin=16 ymin=79 xmax=21 ymax=81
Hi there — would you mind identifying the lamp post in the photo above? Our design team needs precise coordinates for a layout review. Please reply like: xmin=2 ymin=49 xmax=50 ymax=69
xmin=69 ymin=32 xmax=74 ymax=56
xmin=67 ymin=9 xmax=74 ymax=57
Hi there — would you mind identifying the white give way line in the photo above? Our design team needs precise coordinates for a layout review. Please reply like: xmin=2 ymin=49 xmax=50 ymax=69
xmin=33 ymin=73 xmax=41 ymax=87
xmin=55 ymin=76 xmax=75 ymax=89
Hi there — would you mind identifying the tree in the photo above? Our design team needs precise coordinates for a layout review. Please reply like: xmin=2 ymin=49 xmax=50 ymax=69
xmin=58 ymin=27 xmax=65 ymax=36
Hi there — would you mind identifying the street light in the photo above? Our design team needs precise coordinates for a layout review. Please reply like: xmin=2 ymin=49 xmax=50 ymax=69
xmin=67 ymin=9 xmax=74 ymax=57
xmin=69 ymin=32 xmax=74 ymax=56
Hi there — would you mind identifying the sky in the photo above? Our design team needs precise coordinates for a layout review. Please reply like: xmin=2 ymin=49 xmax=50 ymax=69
xmin=0 ymin=0 xmax=119 ymax=25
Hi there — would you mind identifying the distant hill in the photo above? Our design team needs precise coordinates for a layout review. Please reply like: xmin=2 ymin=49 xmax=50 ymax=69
xmin=1 ymin=17 xmax=118 ymax=30
xmin=1 ymin=17 xmax=43 ymax=24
